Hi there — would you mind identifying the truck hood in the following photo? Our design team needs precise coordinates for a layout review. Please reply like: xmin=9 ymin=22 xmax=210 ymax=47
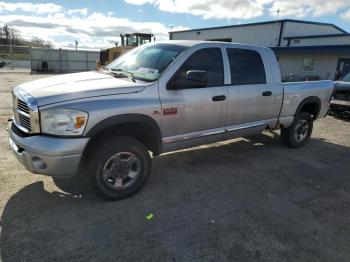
xmin=16 ymin=71 xmax=146 ymax=106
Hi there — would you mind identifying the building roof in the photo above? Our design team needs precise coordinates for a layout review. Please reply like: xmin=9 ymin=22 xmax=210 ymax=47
xmin=283 ymin=34 xmax=350 ymax=40
xmin=272 ymin=45 xmax=350 ymax=53
xmin=156 ymin=40 xmax=272 ymax=50
xmin=170 ymin=19 xmax=347 ymax=34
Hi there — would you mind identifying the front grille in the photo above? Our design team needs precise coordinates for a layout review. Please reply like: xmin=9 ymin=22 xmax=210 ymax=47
xmin=16 ymin=98 xmax=31 ymax=131
xmin=18 ymin=113 xmax=31 ymax=130
xmin=12 ymin=87 xmax=39 ymax=134
xmin=17 ymin=99 xmax=30 ymax=114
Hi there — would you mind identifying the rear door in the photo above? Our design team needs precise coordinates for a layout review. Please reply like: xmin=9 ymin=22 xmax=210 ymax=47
xmin=225 ymin=47 xmax=282 ymax=137
xmin=159 ymin=47 xmax=228 ymax=151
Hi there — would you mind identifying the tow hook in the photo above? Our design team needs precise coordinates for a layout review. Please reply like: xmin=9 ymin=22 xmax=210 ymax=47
xmin=6 ymin=118 xmax=13 ymax=131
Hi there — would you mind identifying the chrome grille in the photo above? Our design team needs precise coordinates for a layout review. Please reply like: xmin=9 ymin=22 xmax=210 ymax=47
xmin=12 ymin=86 xmax=40 ymax=134
xmin=16 ymin=98 xmax=31 ymax=131
xmin=17 ymin=99 xmax=30 ymax=114
xmin=18 ymin=111 xmax=31 ymax=130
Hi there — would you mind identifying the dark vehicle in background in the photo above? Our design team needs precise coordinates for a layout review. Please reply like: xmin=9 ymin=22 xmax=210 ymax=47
xmin=0 ymin=60 xmax=6 ymax=68
xmin=331 ymin=73 xmax=350 ymax=114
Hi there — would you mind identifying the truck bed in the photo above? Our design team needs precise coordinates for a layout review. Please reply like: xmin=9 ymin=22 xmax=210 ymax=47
xmin=279 ymin=80 xmax=333 ymax=127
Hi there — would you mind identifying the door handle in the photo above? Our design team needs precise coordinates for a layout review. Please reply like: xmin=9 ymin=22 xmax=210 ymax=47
xmin=262 ymin=91 xmax=272 ymax=96
xmin=212 ymin=95 xmax=226 ymax=102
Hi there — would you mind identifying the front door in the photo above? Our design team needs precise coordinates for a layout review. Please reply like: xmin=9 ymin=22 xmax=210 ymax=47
xmin=159 ymin=47 xmax=228 ymax=151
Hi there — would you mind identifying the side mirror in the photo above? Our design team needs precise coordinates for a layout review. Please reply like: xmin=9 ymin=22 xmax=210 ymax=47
xmin=186 ymin=70 xmax=208 ymax=88
xmin=166 ymin=70 xmax=208 ymax=90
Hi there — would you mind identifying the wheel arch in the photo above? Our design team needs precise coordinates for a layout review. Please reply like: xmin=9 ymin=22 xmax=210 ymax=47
xmin=295 ymin=96 xmax=321 ymax=120
xmin=84 ymin=114 xmax=162 ymax=157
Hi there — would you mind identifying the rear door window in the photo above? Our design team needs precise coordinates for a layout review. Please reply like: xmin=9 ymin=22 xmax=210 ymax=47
xmin=227 ymin=48 xmax=266 ymax=85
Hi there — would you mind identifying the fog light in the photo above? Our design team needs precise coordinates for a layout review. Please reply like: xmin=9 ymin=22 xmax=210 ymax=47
xmin=32 ymin=157 xmax=47 ymax=170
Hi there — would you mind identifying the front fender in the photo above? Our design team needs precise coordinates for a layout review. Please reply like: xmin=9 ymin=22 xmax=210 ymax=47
xmin=85 ymin=113 xmax=162 ymax=155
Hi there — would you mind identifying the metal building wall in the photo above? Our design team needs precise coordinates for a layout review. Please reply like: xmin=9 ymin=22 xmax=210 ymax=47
xmin=170 ymin=20 xmax=350 ymax=81
xmin=171 ymin=21 xmax=346 ymax=47
xmin=283 ymin=22 xmax=342 ymax=37
xmin=280 ymin=22 xmax=344 ymax=46
xmin=277 ymin=52 xmax=350 ymax=81
xmin=31 ymin=48 xmax=99 ymax=73
xmin=171 ymin=23 xmax=282 ymax=47
xmin=288 ymin=36 xmax=350 ymax=47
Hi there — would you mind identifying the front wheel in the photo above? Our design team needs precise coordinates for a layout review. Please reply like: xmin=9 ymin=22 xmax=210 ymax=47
xmin=87 ymin=136 xmax=152 ymax=200
xmin=281 ymin=112 xmax=313 ymax=148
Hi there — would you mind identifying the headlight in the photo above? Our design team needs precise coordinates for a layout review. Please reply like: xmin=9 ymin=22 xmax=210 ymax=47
xmin=40 ymin=109 xmax=88 ymax=136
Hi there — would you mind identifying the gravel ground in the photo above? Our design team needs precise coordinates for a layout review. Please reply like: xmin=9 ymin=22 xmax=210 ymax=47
xmin=0 ymin=73 xmax=350 ymax=262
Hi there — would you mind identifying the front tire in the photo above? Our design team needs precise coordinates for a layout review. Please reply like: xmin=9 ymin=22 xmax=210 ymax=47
xmin=87 ymin=136 xmax=152 ymax=200
xmin=281 ymin=111 xmax=313 ymax=148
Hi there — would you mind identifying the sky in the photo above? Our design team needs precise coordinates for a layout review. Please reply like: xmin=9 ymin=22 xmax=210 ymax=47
xmin=0 ymin=0 xmax=350 ymax=50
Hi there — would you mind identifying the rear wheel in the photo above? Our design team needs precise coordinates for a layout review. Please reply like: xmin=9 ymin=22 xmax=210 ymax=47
xmin=87 ymin=136 xmax=152 ymax=200
xmin=281 ymin=111 xmax=313 ymax=148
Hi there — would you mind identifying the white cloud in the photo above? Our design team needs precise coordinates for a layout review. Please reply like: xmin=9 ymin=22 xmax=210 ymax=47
xmin=341 ymin=9 xmax=350 ymax=20
xmin=269 ymin=0 xmax=350 ymax=18
xmin=0 ymin=1 xmax=62 ymax=14
xmin=124 ymin=0 xmax=271 ymax=19
xmin=1 ymin=0 xmax=348 ymax=50
xmin=67 ymin=8 xmax=88 ymax=16
xmin=124 ymin=0 xmax=350 ymax=20
xmin=0 ymin=11 xmax=187 ymax=49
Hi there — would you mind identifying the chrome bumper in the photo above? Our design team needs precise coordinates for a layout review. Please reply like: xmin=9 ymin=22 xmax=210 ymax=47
xmin=331 ymin=99 xmax=350 ymax=107
xmin=8 ymin=122 xmax=90 ymax=178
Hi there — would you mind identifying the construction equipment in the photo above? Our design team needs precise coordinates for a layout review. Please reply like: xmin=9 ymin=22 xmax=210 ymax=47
xmin=98 ymin=33 xmax=154 ymax=70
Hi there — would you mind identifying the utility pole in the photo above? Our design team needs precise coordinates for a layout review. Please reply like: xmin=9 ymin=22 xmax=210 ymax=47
xmin=75 ymin=40 xmax=78 ymax=51
xmin=274 ymin=9 xmax=280 ymax=46
xmin=9 ymin=35 xmax=13 ymax=55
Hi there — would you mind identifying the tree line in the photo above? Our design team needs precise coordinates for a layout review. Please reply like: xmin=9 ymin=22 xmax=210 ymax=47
xmin=0 ymin=24 xmax=53 ymax=48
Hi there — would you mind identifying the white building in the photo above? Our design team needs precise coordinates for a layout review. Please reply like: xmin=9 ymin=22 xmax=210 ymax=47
xmin=30 ymin=48 xmax=99 ymax=73
xmin=170 ymin=19 xmax=350 ymax=81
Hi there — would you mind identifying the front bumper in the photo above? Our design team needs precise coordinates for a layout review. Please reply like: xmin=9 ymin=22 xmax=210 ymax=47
xmin=8 ymin=122 xmax=90 ymax=178
xmin=330 ymin=99 xmax=350 ymax=107
xmin=330 ymin=99 xmax=350 ymax=112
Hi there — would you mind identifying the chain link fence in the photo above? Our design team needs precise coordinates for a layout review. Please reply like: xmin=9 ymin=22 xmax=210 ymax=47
xmin=0 ymin=45 xmax=30 ymax=54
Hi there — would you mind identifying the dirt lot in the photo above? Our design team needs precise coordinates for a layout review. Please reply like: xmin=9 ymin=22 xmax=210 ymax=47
xmin=0 ymin=73 xmax=350 ymax=262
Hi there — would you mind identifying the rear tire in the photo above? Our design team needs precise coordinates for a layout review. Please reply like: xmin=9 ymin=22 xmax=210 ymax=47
xmin=281 ymin=111 xmax=313 ymax=148
xmin=87 ymin=135 xmax=152 ymax=200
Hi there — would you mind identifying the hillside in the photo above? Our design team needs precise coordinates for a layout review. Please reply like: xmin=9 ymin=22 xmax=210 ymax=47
xmin=0 ymin=38 xmax=52 ymax=60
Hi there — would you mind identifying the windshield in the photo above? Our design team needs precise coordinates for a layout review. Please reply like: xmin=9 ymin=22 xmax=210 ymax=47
xmin=106 ymin=43 xmax=188 ymax=82
xmin=341 ymin=73 xmax=350 ymax=82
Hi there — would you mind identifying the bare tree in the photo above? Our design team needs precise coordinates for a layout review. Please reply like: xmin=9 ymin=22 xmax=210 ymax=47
xmin=0 ymin=25 xmax=22 ymax=44
xmin=3 ymin=25 xmax=10 ymax=43
xmin=31 ymin=37 xmax=53 ymax=48
xmin=10 ymin=27 xmax=21 ymax=44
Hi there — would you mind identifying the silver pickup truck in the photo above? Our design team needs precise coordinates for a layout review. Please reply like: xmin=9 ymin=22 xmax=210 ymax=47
xmin=8 ymin=41 xmax=333 ymax=200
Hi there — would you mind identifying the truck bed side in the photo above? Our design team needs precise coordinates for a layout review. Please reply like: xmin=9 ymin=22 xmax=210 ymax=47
xmin=279 ymin=80 xmax=333 ymax=127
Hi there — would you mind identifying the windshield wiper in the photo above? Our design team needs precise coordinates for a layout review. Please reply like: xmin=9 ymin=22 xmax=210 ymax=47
xmin=108 ymin=68 xmax=136 ymax=82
